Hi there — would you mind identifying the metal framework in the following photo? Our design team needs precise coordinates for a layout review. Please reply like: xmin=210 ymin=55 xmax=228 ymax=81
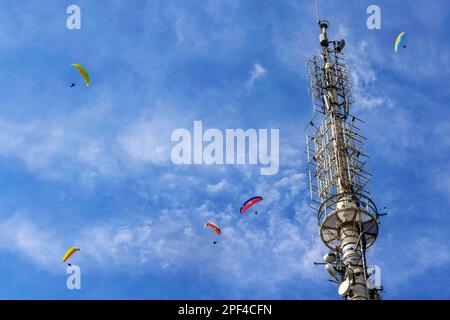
xmin=306 ymin=20 xmax=383 ymax=300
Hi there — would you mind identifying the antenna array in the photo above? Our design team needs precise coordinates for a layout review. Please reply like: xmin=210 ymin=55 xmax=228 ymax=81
xmin=305 ymin=19 xmax=383 ymax=300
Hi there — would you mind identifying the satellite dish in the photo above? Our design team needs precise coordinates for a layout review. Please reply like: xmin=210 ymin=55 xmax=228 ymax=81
xmin=338 ymin=277 xmax=351 ymax=296
xmin=366 ymin=265 xmax=382 ymax=290
xmin=325 ymin=263 xmax=337 ymax=277
xmin=323 ymin=252 xmax=336 ymax=263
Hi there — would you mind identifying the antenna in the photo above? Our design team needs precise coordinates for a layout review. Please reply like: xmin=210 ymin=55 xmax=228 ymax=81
xmin=305 ymin=15 xmax=383 ymax=300
xmin=315 ymin=0 xmax=320 ymax=24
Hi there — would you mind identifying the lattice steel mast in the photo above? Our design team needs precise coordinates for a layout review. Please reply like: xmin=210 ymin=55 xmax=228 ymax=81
xmin=306 ymin=19 xmax=383 ymax=300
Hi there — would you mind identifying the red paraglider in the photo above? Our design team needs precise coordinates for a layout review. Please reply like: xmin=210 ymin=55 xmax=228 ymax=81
xmin=240 ymin=196 xmax=263 ymax=214
xmin=204 ymin=222 xmax=221 ymax=235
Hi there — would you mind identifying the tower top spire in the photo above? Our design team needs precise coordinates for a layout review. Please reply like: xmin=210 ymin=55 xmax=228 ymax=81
xmin=315 ymin=0 xmax=320 ymax=24
xmin=316 ymin=1 xmax=329 ymax=47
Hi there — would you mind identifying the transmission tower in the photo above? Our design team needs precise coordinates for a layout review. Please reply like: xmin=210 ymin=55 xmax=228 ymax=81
xmin=305 ymin=18 xmax=383 ymax=300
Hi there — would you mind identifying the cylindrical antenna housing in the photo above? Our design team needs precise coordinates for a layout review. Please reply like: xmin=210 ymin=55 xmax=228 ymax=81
xmin=319 ymin=20 xmax=329 ymax=47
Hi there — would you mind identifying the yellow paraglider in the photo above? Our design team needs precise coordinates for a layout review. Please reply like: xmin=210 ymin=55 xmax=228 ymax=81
xmin=71 ymin=64 xmax=90 ymax=87
xmin=62 ymin=247 xmax=80 ymax=263
xmin=394 ymin=32 xmax=405 ymax=53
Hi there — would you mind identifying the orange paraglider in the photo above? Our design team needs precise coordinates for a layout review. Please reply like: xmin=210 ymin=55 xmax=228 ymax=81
xmin=204 ymin=222 xmax=221 ymax=235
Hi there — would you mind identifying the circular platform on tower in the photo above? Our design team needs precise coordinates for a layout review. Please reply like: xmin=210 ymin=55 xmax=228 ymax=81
xmin=318 ymin=192 xmax=379 ymax=250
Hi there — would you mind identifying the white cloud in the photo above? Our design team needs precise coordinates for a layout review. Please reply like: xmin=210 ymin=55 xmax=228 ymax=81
xmin=274 ymin=172 xmax=306 ymax=197
xmin=0 ymin=97 xmax=121 ymax=181
xmin=206 ymin=179 xmax=228 ymax=193
xmin=117 ymin=116 xmax=171 ymax=165
xmin=245 ymin=64 xmax=267 ymax=89
xmin=0 ymin=99 xmax=188 ymax=186
xmin=169 ymin=1 xmax=247 ymax=56
xmin=371 ymin=233 xmax=450 ymax=297
xmin=0 ymin=162 xmax=323 ymax=297
xmin=347 ymin=41 xmax=395 ymax=112
xmin=0 ymin=215 xmax=63 ymax=272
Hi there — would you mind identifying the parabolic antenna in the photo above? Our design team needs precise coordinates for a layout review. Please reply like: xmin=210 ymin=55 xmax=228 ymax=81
xmin=338 ymin=277 xmax=351 ymax=296
xmin=325 ymin=263 xmax=337 ymax=277
xmin=323 ymin=252 xmax=336 ymax=263
xmin=366 ymin=265 xmax=382 ymax=290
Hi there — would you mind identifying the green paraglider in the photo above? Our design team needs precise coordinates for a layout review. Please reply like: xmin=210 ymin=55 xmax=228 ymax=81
xmin=71 ymin=64 xmax=90 ymax=86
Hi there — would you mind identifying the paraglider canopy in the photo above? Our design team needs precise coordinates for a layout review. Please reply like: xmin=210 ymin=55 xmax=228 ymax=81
xmin=240 ymin=196 xmax=263 ymax=214
xmin=204 ymin=222 xmax=221 ymax=235
xmin=62 ymin=247 xmax=80 ymax=263
xmin=394 ymin=32 xmax=406 ymax=53
xmin=71 ymin=64 xmax=90 ymax=86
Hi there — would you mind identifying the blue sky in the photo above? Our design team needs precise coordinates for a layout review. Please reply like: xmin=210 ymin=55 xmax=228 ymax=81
xmin=0 ymin=0 xmax=449 ymax=299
